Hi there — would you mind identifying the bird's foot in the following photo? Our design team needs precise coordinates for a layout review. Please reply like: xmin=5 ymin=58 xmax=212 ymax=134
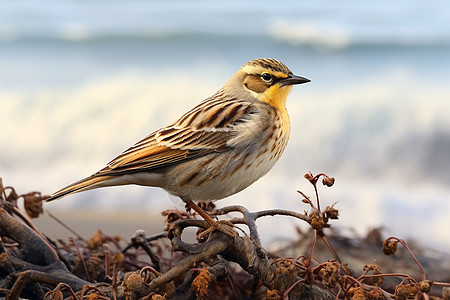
xmin=198 ymin=220 xmax=237 ymax=240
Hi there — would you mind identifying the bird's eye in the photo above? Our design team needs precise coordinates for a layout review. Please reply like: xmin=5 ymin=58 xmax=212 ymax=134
xmin=261 ymin=72 xmax=273 ymax=82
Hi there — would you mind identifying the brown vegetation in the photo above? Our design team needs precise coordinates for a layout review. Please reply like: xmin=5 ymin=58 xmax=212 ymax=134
xmin=0 ymin=175 xmax=449 ymax=299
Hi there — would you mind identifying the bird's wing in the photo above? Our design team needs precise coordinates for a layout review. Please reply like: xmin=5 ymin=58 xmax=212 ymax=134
xmin=47 ymin=99 xmax=265 ymax=201
xmin=102 ymin=132 xmax=227 ymax=175
xmin=97 ymin=99 xmax=261 ymax=175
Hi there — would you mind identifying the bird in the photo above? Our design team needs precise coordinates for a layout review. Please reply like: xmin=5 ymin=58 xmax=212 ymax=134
xmin=47 ymin=58 xmax=310 ymax=235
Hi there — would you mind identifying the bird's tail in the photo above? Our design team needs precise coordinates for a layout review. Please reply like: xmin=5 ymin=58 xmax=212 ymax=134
xmin=46 ymin=174 xmax=114 ymax=202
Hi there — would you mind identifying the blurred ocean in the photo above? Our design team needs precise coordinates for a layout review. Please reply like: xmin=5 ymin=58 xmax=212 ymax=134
xmin=1 ymin=1 xmax=450 ymax=249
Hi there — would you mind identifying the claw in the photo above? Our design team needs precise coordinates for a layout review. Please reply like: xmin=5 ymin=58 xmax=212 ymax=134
xmin=198 ymin=220 xmax=237 ymax=240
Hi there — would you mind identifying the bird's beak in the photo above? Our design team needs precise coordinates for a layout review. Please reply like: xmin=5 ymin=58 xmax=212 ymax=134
xmin=279 ymin=74 xmax=310 ymax=86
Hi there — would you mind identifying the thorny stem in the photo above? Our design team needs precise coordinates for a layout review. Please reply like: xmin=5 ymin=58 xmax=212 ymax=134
xmin=215 ymin=206 xmax=309 ymax=223
xmin=340 ymin=280 xmax=393 ymax=300
xmin=360 ymin=273 xmax=417 ymax=283
xmin=279 ymin=256 xmax=307 ymax=271
xmin=213 ymin=205 xmax=310 ymax=256
xmin=43 ymin=282 xmax=78 ymax=300
xmin=433 ymin=281 xmax=450 ymax=287
xmin=340 ymin=275 xmax=366 ymax=297
xmin=313 ymin=181 xmax=321 ymax=212
xmin=304 ymin=172 xmax=335 ymax=213
xmin=306 ymin=172 xmax=328 ymax=212
xmin=283 ymin=279 xmax=305 ymax=300
xmin=13 ymin=205 xmax=59 ymax=260
xmin=307 ymin=229 xmax=317 ymax=270
xmin=334 ymin=288 xmax=342 ymax=300
xmin=121 ymin=233 xmax=165 ymax=254
xmin=387 ymin=237 xmax=426 ymax=281
xmin=358 ymin=266 xmax=372 ymax=279
xmin=112 ymin=260 xmax=119 ymax=300
xmin=9 ymin=270 xmax=79 ymax=300
xmin=47 ymin=210 xmax=84 ymax=240
xmin=79 ymin=284 xmax=110 ymax=299
xmin=104 ymin=244 xmax=110 ymax=278
xmin=398 ymin=276 xmax=418 ymax=286
xmin=134 ymin=237 xmax=161 ymax=272
xmin=319 ymin=235 xmax=341 ymax=264
xmin=140 ymin=266 xmax=161 ymax=285
xmin=397 ymin=276 xmax=430 ymax=300
xmin=146 ymin=233 xmax=166 ymax=243
xmin=69 ymin=237 xmax=91 ymax=282
xmin=0 ymin=181 xmax=59 ymax=261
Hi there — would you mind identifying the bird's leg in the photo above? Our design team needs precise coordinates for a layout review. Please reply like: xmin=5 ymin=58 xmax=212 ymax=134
xmin=185 ymin=200 xmax=218 ymax=226
xmin=184 ymin=199 xmax=236 ymax=238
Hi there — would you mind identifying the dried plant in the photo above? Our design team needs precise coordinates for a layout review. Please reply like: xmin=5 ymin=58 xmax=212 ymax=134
xmin=0 ymin=175 xmax=449 ymax=299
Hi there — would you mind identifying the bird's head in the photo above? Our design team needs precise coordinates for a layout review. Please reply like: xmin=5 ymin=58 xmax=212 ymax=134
xmin=225 ymin=58 xmax=310 ymax=110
